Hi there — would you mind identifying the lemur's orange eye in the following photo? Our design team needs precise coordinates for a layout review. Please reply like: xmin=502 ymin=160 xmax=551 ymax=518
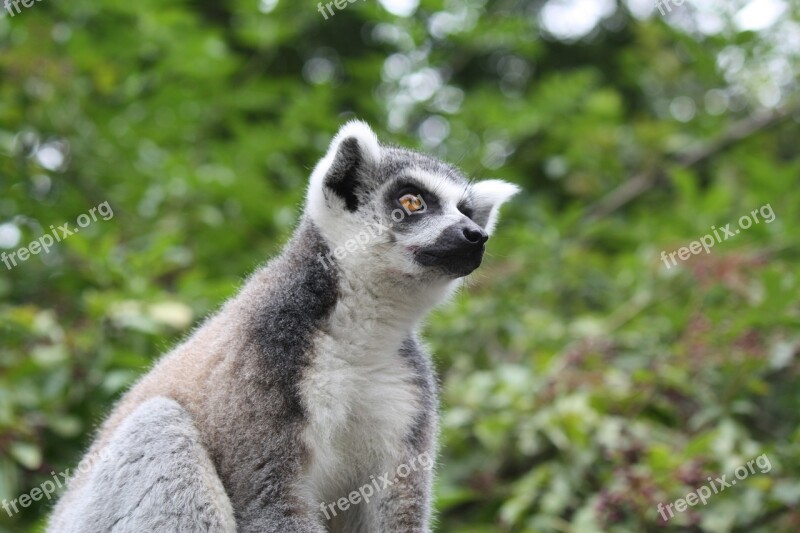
xmin=399 ymin=194 xmax=426 ymax=213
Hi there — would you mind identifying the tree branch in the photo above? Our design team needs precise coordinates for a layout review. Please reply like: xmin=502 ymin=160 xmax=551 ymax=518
xmin=583 ymin=105 xmax=798 ymax=222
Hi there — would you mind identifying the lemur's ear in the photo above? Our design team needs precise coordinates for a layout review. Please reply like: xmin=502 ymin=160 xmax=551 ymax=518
xmin=307 ymin=121 xmax=381 ymax=214
xmin=470 ymin=179 xmax=520 ymax=235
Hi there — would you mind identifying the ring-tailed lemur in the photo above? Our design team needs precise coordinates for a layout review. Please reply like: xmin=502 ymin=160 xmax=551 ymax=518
xmin=48 ymin=121 xmax=519 ymax=533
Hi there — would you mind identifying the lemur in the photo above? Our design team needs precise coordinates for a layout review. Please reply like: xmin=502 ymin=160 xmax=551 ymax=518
xmin=48 ymin=121 xmax=519 ymax=533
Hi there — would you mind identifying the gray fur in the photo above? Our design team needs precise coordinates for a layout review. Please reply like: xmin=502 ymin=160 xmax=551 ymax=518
xmin=49 ymin=397 xmax=236 ymax=533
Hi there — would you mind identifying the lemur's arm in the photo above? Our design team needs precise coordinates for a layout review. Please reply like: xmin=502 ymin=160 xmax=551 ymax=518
xmin=376 ymin=453 xmax=435 ymax=533
xmin=328 ymin=445 xmax=436 ymax=533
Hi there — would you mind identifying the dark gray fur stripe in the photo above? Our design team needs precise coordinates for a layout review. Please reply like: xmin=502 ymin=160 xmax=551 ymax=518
xmin=247 ymin=220 xmax=339 ymax=421
xmin=207 ymin=220 xmax=339 ymax=527
xmin=399 ymin=336 xmax=438 ymax=451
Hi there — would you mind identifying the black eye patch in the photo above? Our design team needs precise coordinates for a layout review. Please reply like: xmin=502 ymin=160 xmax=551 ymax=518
xmin=382 ymin=179 xmax=441 ymax=228
xmin=395 ymin=184 xmax=425 ymax=202
xmin=457 ymin=201 xmax=475 ymax=220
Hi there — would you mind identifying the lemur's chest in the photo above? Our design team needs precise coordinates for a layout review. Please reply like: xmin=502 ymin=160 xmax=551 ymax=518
xmin=299 ymin=331 xmax=423 ymax=498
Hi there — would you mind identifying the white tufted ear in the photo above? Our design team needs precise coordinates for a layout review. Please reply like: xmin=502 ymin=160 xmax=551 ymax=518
xmin=306 ymin=121 xmax=381 ymax=220
xmin=470 ymin=179 xmax=520 ymax=235
xmin=329 ymin=120 xmax=381 ymax=166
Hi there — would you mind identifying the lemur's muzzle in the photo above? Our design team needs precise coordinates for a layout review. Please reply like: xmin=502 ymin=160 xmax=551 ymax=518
xmin=414 ymin=221 xmax=489 ymax=277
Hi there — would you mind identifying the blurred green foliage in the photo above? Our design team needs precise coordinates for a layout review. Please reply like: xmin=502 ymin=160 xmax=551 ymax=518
xmin=1 ymin=0 xmax=799 ymax=531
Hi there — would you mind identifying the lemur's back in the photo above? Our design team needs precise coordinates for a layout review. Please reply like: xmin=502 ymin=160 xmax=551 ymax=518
xmin=48 ymin=121 xmax=517 ymax=533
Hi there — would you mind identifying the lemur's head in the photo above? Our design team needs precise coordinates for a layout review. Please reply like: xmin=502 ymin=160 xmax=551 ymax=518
xmin=306 ymin=121 xmax=519 ymax=284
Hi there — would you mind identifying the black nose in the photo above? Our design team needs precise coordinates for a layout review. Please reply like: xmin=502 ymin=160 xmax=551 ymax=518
xmin=413 ymin=221 xmax=489 ymax=277
xmin=463 ymin=226 xmax=488 ymax=245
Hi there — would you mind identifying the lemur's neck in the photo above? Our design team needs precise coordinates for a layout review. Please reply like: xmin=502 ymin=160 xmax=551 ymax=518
xmin=294 ymin=220 xmax=452 ymax=354
xmin=240 ymin=220 xmax=452 ymax=363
